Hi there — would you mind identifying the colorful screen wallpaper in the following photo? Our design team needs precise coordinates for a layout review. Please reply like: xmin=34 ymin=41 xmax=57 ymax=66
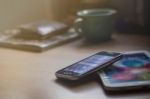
xmin=104 ymin=53 xmax=150 ymax=83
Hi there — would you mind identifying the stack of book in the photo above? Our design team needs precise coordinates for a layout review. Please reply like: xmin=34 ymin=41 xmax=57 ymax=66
xmin=0 ymin=21 xmax=80 ymax=52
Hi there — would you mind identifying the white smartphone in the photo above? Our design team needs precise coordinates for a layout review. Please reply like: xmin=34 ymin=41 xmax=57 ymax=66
xmin=98 ymin=51 xmax=150 ymax=91
xmin=55 ymin=51 xmax=122 ymax=80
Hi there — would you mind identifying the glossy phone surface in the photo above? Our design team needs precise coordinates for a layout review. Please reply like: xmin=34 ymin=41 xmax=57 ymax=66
xmin=99 ymin=51 xmax=150 ymax=90
xmin=56 ymin=51 xmax=122 ymax=80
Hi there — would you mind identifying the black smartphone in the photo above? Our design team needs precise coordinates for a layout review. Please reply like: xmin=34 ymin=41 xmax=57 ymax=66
xmin=55 ymin=51 xmax=122 ymax=80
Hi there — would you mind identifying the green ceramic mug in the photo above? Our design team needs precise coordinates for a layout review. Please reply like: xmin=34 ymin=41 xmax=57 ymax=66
xmin=74 ymin=9 xmax=117 ymax=42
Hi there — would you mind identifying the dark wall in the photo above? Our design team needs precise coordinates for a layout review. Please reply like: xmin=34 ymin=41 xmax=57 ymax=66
xmin=144 ymin=0 xmax=150 ymax=34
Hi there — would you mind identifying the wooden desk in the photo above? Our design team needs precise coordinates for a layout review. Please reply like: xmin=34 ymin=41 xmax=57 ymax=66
xmin=0 ymin=34 xmax=149 ymax=99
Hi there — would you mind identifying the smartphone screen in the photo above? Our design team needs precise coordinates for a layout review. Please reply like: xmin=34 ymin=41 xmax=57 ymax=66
xmin=57 ymin=52 xmax=122 ymax=78
xmin=64 ymin=54 xmax=113 ymax=75
xmin=103 ymin=53 xmax=150 ymax=84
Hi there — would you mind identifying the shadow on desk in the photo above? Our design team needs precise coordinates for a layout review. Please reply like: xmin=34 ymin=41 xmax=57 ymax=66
xmin=102 ymin=88 xmax=150 ymax=99
xmin=104 ymin=89 xmax=150 ymax=96
xmin=54 ymin=74 xmax=100 ymax=93
xmin=76 ymin=38 xmax=114 ymax=47
xmin=71 ymin=33 xmax=150 ymax=52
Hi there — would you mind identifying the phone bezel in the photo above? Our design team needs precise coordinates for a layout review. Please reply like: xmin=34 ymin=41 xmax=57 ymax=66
xmin=99 ymin=51 xmax=150 ymax=89
xmin=56 ymin=51 xmax=122 ymax=80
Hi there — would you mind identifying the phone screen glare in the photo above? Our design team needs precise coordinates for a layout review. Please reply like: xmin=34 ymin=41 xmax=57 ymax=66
xmin=64 ymin=55 xmax=113 ymax=75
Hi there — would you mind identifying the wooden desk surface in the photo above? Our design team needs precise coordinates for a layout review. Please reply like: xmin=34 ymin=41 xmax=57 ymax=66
xmin=0 ymin=34 xmax=149 ymax=99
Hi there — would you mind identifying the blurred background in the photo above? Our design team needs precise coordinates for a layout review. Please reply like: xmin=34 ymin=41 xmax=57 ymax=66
xmin=0 ymin=0 xmax=144 ymax=32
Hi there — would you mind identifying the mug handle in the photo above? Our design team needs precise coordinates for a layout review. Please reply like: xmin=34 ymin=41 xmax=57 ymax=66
xmin=74 ymin=18 xmax=83 ymax=35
